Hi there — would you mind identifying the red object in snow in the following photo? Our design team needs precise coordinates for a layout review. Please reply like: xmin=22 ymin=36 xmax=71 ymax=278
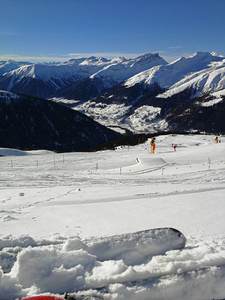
xmin=23 ymin=296 xmax=63 ymax=300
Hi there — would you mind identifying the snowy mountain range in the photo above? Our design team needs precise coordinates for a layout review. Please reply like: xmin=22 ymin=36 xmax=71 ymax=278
xmin=0 ymin=60 xmax=32 ymax=76
xmin=73 ymin=52 xmax=225 ymax=134
xmin=0 ymin=60 xmax=60 ymax=76
xmin=0 ymin=54 xmax=166 ymax=99
xmin=0 ymin=51 xmax=225 ymax=137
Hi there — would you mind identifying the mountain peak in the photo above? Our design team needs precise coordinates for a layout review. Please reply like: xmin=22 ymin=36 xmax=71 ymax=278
xmin=0 ymin=60 xmax=32 ymax=76
xmin=79 ymin=56 xmax=110 ymax=66
xmin=111 ymin=57 xmax=127 ymax=64
xmin=211 ymin=51 xmax=224 ymax=58
xmin=130 ymin=53 xmax=167 ymax=68
xmin=136 ymin=53 xmax=163 ymax=61
xmin=62 ymin=58 xmax=87 ymax=66
xmin=187 ymin=51 xmax=224 ymax=60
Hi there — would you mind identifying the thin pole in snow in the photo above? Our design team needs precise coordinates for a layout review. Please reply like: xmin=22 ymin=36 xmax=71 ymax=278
xmin=208 ymin=157 xmax=211 ymax=170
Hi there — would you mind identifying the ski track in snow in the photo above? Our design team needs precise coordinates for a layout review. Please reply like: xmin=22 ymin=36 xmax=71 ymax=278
xmin=0 ymin=134 xmax=225 ymax=300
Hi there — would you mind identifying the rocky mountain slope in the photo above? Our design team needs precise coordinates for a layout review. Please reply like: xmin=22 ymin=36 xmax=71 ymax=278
xmin=159 ymin=89 xmax=225 ymax=133
xmin=0 ymin=91 xmax=121 ymax=152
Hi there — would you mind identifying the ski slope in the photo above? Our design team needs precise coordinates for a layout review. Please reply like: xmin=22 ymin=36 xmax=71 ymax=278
xmin=0 ymin=134 xmax=225 ymax=299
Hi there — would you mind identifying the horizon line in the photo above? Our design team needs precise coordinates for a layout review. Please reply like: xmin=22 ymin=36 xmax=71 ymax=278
xmin=0 ymin=50 xmax=223 ymax=65
xmin=0 ymin=51 xmax=191 ymax=64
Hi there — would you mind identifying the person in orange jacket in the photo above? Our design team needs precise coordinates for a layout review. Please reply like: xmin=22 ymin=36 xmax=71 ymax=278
xmin=149 ymin=138 xmax=156 ymax=154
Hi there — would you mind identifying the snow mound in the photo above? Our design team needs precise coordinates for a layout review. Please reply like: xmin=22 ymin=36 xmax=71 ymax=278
xmin=0 ymin=228 xmax=186 ymax=297
xmin=0 ymin=148 xmax=53 ymax=156
xmin=80 ymin=227 xmax=186 ymax=265
xmin=120 ymin=157 xmax=167 ymax=174
xmin=1 ymin=229 xmax=225 ymax=299
xmin=0 ymin=148 xmax=28 ymax=156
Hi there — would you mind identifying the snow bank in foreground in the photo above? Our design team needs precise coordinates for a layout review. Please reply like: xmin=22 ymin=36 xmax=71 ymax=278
xmin=0 ymin=229 xmax=225 ymax=299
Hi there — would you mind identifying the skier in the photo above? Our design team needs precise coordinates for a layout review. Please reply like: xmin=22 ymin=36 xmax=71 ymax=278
xmin=152 ymin=143 xmax=156 ymax=154
xmin=149 ymin=138 xmax=156 ymax=154
xmin=149 ymin=137 xmax=155 ymax=145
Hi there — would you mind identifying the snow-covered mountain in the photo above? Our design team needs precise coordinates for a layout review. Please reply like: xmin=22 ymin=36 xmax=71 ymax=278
xmin=72 ymin=52 xmax=225 ymax=134
xmin=156 ymin=57 xmax=225 ymax=99
xmin=1 ymin=52 xmax=225 ymax=135
xmin=54 ymin=53 xmax=167 ymax=101
xmin=90 ymin=53 xmax=167 ymax=88
xmin=0 ymin=58 xmax=108 ymax=98
xmin=0 ymin=60 xmax=32 ymax=76
xmin=0 ymin=54 xmax=166 ymax=99
xmin=123 ymin=52 xmax=224 ymax=89
xmin=0 ymin=90 xmax=121 ymax=151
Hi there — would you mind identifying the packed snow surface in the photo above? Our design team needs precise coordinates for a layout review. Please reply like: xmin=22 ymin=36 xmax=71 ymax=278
xmin=0 ymin=134 xmax=225 ymax=300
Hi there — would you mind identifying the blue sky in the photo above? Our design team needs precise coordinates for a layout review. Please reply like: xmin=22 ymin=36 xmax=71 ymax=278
xmin=1 ymin=0 xmax=225 ymax=63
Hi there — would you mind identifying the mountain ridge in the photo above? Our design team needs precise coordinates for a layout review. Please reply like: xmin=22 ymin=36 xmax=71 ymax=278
xmin=0 ymin=53 xmax=167 ymax=99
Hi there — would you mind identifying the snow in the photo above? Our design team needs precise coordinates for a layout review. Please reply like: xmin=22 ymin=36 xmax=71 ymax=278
xmin=2 ymin=60 xmax=105 ymax=91
xmin=73 ymin=100 xmax=165 ymax=134
xmin=2 ymin=53 xmax=167 ymax=93
xmin=75 ymin=101 xmax=131 ymax=133
xmin=200 ymin=88 xmax=225 ymax=106
xmin=124 ymin=52 xmax=225 ymax=95
xmin=71 ymin=58 xmax=225 ymax=134
xmin=156 ymin=59 xmax=225 ymax=99
xmin=201 ymin=98 xmax=224 ymax=107
xmin=123 ymin=106 xmax=161 ymax=133
xmin=73 ymin=100 xmax=164 ymax=134
xmin=48 ymin=52 xmax=225 ymax=135
xmin=0 ymin=61 xmax=31 ymax=76
xmin=1 ymin=134 xmax=225 ymax=299
xmin=89 ymin=54 xmax=167 ymax=89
